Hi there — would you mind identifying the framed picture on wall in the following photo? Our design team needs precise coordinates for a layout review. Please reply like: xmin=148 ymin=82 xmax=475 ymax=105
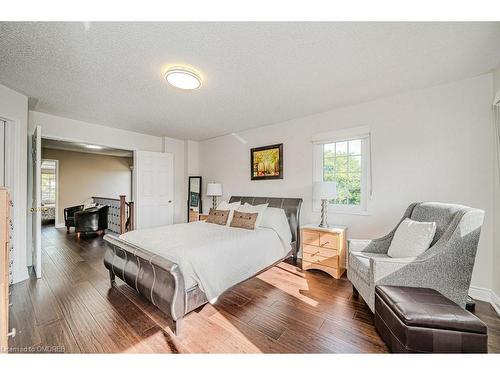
xmin=250 ymin=143 xmax=283 ymax=180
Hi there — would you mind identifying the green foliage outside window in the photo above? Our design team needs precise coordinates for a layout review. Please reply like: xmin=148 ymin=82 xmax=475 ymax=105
xmin=323 ymin=139 xmax=362 ymax=206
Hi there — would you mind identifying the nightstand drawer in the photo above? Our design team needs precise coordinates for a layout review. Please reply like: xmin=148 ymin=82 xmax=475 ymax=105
xmin=303 ymin=245 xmax=338 ymax=258
xmin=302 ymin=229 xmax=319 ymax=246
xmin=319 ymin=232 xmax=339 ymax=249
xmin=302 ymin=252 xmax=338 ymax=268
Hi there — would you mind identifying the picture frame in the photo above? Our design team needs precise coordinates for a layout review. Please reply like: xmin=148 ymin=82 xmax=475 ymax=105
xmin=250 ymin=143 xmax=283 ymax=180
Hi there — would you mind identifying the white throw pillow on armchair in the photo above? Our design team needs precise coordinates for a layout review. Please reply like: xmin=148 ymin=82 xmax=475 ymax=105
xmin=387 ymin=218 xmax=437 ymax=258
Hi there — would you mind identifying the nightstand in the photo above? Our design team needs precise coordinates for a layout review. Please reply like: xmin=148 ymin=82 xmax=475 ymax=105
xmin=199 ymin=213 xmax=209 ymax=221
xmin=300 ymin=224 xmax=347 ymax=279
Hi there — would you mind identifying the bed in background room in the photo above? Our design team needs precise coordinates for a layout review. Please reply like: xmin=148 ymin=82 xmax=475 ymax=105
xmin=103 ymin=196 xmax=302 ymax=335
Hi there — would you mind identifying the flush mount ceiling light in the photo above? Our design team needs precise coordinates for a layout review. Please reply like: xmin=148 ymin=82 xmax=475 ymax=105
xmin=165 ymin=67 xmax=202 ymax=90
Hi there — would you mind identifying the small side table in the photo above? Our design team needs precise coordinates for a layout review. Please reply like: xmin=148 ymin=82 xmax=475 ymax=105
xmin=300 ymin=224 xmax=347 ymax=279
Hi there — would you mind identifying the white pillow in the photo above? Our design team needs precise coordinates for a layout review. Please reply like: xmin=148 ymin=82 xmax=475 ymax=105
xmin=239 ymin=202 xmax=269 ymax=228
xmin=260 ymin=207 xmax=292 ymax=247
xmin=216 ymin=201 xmax=241 ymax=226
xmin=82 ymin=197 xmax=94 ymax=209
xmin=83 ymin=202 xmax=97 ymax=210
xmin=387 ymin=218 xmax=437 ymax=258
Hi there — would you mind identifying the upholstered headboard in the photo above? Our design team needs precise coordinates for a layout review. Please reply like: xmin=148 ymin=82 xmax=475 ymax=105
xmin=228 ymin=196 xmax=303 ymax=260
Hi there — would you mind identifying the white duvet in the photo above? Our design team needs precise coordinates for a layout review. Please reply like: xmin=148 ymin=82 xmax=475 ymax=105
xmin=119 ymin=221 xmax=291 ymax=302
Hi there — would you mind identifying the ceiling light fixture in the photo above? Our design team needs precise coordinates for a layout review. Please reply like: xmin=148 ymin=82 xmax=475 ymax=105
xmin=85 ymin=144 xmax=103 ymax=150
xmin=165 ymin=67 xmax=202 ymax=90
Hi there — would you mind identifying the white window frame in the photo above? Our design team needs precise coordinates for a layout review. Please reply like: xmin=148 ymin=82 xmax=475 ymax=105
xmin=312 ymin=126 xmax=371 ymax=215
xmin=41 ymin=167 xmax=56 ymax=205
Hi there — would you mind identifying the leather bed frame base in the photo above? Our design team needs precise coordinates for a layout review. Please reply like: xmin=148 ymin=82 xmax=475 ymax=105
xmin=103 ymin=196 xmax=302 ymax=335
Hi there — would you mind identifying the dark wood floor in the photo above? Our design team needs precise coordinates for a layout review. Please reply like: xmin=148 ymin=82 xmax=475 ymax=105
xmin=8 ymin=225 xmax=500 ymax=353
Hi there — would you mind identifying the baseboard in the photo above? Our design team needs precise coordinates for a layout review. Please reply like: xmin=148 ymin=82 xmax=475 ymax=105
xmin=491 ymin=290 xmax=500 ymax=317
xmin=469 ymin=286 xmax=500 ymax=316
xmin=55 ymin=222 xmax=66 ymax=229
xmin=468 ymin=286 xmax=492 ymax=302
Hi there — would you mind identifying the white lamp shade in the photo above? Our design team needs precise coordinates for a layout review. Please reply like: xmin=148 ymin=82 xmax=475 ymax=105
xmin=206 ymin=183 xmax=222 ymax=197
xmin=313 ymin=181 xmax=337 ymax=200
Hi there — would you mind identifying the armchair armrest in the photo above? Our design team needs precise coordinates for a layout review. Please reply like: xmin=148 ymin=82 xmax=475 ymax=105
xmin=64 ymin=204 xmax=84 ymax=220
xmin=348 ymin=236 xmax=393 ymax=254
xmin=370 ymin=257 xmax=419 ymax=282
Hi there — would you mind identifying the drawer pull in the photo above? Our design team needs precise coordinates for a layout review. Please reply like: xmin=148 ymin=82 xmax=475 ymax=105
xmin=7 ymin=328 xmax=16 ymax=338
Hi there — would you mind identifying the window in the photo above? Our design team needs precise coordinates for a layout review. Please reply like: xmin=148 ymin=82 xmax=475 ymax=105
xmin=41 ymin=160 xmax=57 ymax=205
xmin=313 ymin=127 xmax=370 ymax=214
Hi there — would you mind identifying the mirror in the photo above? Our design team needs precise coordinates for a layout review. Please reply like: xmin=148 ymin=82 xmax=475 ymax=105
xmin=187 ymin=176 xmax=203 ymax=222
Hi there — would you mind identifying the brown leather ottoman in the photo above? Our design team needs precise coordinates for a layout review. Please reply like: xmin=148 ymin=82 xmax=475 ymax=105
xmin=375 ymin=286 xmax=488 ymax=353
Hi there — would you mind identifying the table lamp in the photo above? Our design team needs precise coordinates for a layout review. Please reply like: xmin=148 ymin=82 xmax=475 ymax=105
xmin=314 ymin=181 xmax=337 ymax=228
xmin=206 ymin=183 xmax=222 ymax=209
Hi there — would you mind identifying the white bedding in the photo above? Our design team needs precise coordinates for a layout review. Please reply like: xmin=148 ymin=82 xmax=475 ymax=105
xmin=119 ymin=221 xmax=291 ymax=302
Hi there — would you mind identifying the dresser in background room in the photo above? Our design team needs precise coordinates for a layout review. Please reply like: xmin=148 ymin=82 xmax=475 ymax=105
xmin=300 ymin=224 xmax=347 ymax=279
xmin=0 ymin=187 xmax=13 ymax=353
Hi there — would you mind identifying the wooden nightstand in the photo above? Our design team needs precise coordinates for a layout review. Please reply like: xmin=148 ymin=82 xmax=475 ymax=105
xmin=300 ymin=224 xmax=347 ymax=279
xmin=199 ymin=213 xmax=209 ymax=221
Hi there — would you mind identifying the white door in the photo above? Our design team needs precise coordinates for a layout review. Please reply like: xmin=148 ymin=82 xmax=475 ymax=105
xmin=31 ymin=126 xmax=42 ymax=278
xmin=134 ymin=151 xmax=174 ymax=229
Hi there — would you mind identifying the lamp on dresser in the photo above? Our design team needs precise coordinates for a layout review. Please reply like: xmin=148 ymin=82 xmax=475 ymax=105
xmin=206 ymin=183 xmax=222 ymax=209
xmin=313 ymin=181 xmax=337 ymax=228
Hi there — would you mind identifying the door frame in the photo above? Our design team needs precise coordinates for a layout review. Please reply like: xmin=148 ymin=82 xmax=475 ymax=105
xmin=32 ymin=125 xmax=42 ymax=278
xmin=1 ymin=114 xmax=28 ymax=283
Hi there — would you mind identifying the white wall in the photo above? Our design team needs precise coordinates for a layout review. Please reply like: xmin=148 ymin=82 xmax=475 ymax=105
xmin=0 ymin=83 xmax=29 ymax=283
xmin=200 ymin=74 xmax=495 ymax=292
xmin=163 ymin=136 xmax=187 ymax=224
xmin=29 ymin=111 xmax=163 ymax=152
xmin=186 ymin=140 xmax=200 ymax=176
xmin=493 ymin=66 xmax=500 ymax=301
xmin=161 ymin=138 xmax=201 ymax=224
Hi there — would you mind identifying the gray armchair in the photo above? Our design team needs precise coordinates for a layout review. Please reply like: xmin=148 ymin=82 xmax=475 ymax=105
xmin=347 ymin=202 xmax=484 ymax=312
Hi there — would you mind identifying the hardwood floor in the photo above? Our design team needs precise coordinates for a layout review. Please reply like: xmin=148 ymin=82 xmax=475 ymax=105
xmin=7 ymin=225 xmax=500 ymax=353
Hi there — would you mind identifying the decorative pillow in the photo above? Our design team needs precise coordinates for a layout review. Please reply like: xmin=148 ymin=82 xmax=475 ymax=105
xmin=239 ymin=202 xmax=269 ymax=228
xmin=216 ymin=201 xmax=241 ymax=226
xmin=260 ymin=207 xmax=292 ymax=246
xmin=83 ymin=202 xmax=97 ymax=210
xmin=230 ymin=210 xmax=258 ymax=230
xmin=205 ymin=208 xmax=230 ymax=226
xmin=387 ymin=218 xmax=437 ymax=258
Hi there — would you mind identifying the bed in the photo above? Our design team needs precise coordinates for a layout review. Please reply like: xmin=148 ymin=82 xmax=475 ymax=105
xmin=103 ymin=196 xmax=302 ymax=335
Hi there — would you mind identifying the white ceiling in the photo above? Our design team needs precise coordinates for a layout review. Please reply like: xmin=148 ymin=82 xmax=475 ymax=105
xmin=1 ymin=22 xmax=500 ymax=141
xmin=42 ymin=138 xmax=133 ymax=158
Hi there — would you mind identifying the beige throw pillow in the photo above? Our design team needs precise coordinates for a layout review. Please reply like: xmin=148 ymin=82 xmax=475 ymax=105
xmin=216 ymin=201 xmax=241 ymax=226
xmin=230 ymin=210 xmax=258 ymax=230
xmin=240 ymin=202 xmax=269 ymax=228
xmin=206 ymin=208 xmax=230 ymax=226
